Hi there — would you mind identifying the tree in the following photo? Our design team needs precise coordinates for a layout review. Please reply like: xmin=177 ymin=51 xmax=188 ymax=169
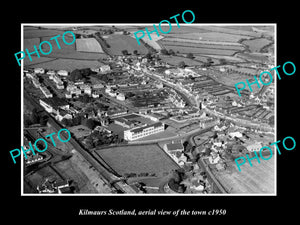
xmin=84 ymin=119 xmax=96 ymax=130
xmin=178 ymin=61 xmax=186 ymax=68
xmin=121 ymin=50 xmax=129 ymax=55
xmin=160 ymin=48 xmax=168 ymax=55
xmin=186 ymin=53 xmax=194 ymax=59
xmin=133 ymin=50 xmax=138 ymax=55
xmin=219 ymin=58 xmax=226 ymax=65
xmin=168 ymin=49 xmax=175 ymax=55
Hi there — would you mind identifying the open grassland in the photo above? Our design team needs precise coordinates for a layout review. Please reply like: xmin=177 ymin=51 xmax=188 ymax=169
xmin=95 ymin=144 xmax=179 ymax=177
xmin=76 ymin=38 xmax=104 ymax=53
xmin=104 ymin=34 xmax=149 ymax=55
xmin=242 ymin=38 xmax=273 ymax=52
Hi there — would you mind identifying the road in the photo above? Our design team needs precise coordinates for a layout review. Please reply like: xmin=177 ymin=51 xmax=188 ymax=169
xmin=143 ymin=69 xmax=197 ymax=107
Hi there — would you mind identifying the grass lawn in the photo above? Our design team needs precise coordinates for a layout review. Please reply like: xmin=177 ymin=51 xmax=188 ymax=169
xmin=95 ymin=144 xmax=179 ymax=177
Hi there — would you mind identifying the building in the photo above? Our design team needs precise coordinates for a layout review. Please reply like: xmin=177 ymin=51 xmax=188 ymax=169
xmin=34 ymin=68 xmax=45 ymax=74
xmin=199 ymin=118 xmax=220 ymax=129
xmin=100 ymin=65 xmax=111 ymax=73
xmin=39 ymin=97 xmax=69 ymax=114
xmin=116 ymin=93 xmax=125 ymax=101
xmin=57 ymin=70 xmax=69 ymax=76
xmin=246 ymin=142 xmax=263 ymax=152
xmin=164 ymin=142 xmax=184 ymax=153
xmin=124 ymin=122 xmax=165 ymax=141
xmin=39 ymin=85 xmax=53 ymax=98
xmin=114 ymin=117 xmax=135 ymax=129
xmin=229 ymin=131 xmax=243 ymax=139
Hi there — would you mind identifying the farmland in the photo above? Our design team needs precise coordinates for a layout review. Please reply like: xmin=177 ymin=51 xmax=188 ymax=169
xmin=159 ymin=44 xmax=238 ymax=56
xmin=103 ymin=34 xmax=149 ymax=55
xmin=26 ymin=58 xmax=104 ymax=71
xmin=94 ymin=144 xmax=179 ymax=177
xmin=76 ymin=38 xmax=104 ymax=53
xmin=23 ymin=27 xmax=109 ymax=70
xmin=166 ymin=32 xmax=252 ymax=43
xmin=242 ymin=38 xmax=273 ymax=52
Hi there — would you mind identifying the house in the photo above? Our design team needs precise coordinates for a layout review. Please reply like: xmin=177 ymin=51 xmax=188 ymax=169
xmin=56 ymin=109 xmax=73 ymax=121
xmin=57 ymin=70 xmax=69 ymax=76
xmin=25 ymin=153 xmax=43 ymax=165
xmin=46 ymin=70 xmax=56 ymax=76
xmin=39 ymin=97 xmax=69 ymax=114
xmin=229 ymin=131 xmax=243 ymax=139
xmin=100 ymin=65 xmax=111 ymax=73
xmin=92 ymin=91 xmax=100 ymax=98
xmin=164 ymin=142 xmax=184 ymax=153
xmin=116 ymin=93 xmax=125 ymax=101
xmin=34 ymin=68 xmax=45 ymax=74
xmin=246 ymin=142 xmax=263 ymax=152
xmin=208 ymin=152 xmax=221 ymax=164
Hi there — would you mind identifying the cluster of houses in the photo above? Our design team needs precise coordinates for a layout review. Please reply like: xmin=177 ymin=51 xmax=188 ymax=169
xmin=37 ymin=177 xmax=71 ymax=194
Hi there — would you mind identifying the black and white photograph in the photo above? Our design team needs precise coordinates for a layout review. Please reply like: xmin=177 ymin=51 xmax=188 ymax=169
xmin=21 ymin=23 xmax=276 ymax=195
xmin=3 ymin=4 xmax=298 ymax=223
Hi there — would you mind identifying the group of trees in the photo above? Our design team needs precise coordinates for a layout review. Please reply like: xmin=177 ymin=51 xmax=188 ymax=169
xmin=84 ymin=130 xmax=124 ymax=148
xmin=61 ymin=115 xmax=97 ymax=130
xmin=168 ymin=168 xmax=187 ymax=193
xmin=69 ymin=68 xmax=93 ymax=82
xmin=24 ymin=108 xmax=49 ymax=127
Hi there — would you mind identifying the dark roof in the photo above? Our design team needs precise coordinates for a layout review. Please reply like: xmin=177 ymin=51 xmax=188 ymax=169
xmin=41 ymin=97 xmax=69 ymax=107
xmin=130 ymin=122 xmax=164 ymax=134
xmin=166 ymin=143 xmax=184 ymax=151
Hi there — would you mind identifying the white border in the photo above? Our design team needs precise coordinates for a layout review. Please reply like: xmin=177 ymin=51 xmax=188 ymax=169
xmin=21 ymin=23 xmax=277 ymax=196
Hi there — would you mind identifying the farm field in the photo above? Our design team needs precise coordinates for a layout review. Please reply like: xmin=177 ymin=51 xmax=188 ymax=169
xmin=26 ymin=58 xmax=104 ymax=71
xmin=24 ymin=56 xmax=57 ymax=66
xmin=165 ymin=32 xmax=251 ymax=43
xmin=212 ymin=157 xmax=275 ymax=194
xmin=24 ymin=38 xmax=40 ymax=51
xmin=199 ymin=26 xmax=262 ymax=37
xmin=76 ymin=38 xmax=104 ymax=53
xmin=95 ymin=144 xmax=179 ymax=177
xmin=104 ymin=34 xmax=148 ymax=55
xmin=160 ymin=44 xmax=238 ymax=56
xmin=24 ymin=28 xmax=66 ymax=39
xmin=159 ymin=55 xmax=203 ymax=66
xmin=159 ymin=40 xmax=244 ymax=51
xmin=236 ymin=52 xmax=269 ymax=63
xmin=242 ymin=38 xmax=273 ymax=52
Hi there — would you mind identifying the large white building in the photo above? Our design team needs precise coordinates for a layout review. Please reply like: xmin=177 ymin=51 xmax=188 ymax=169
xmin=124 ymin=122 xmax=165 ymax=141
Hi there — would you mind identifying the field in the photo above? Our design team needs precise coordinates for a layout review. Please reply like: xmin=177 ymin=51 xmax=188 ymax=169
xmin=236 ymin=52 xmax=269 ymax=63
xmin=242 ymin=38 xmax=273 ymax=52
xmin=24 ymin=28 xmax=66 ymax=39
xmin=159 ymin=55 xmax=203 ymax=66
xmin=159 ymin=44 xmax=238 ymax=56
xmin=212 ymin=157 xmax=275 ymax=194
xmin=95 ymin=144 xmax=179 ymax=177
xmin=165 ymin=32 xmax=251 ymax=43
xmin=160 ymin=40 xmax=244 ymax=51
xmin=26 ymin=58 xmax=104 ymax=71
xmin=23 ymin=27 xmax=109 ymax=69
xmin=76 ymin=38 xmax=104 ymax=53
xmin=104 ymin=34 xmax=149 ymax=55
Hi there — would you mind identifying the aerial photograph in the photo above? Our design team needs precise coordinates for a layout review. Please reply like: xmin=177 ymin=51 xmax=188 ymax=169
xmin=22 ymin=24 xmax=275 ymax=195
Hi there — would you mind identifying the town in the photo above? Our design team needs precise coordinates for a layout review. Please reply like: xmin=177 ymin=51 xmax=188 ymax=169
xmin=22 ymin=24 xmax=275 ymax=194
